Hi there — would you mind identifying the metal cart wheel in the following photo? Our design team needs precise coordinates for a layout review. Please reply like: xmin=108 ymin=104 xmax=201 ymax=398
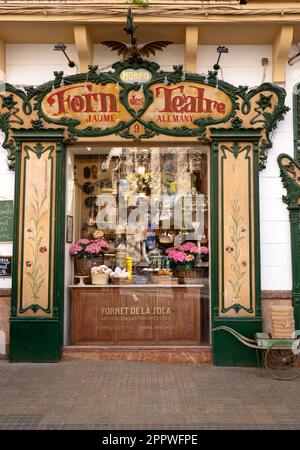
xmin=264 ymin=346 xmax=299 ymax=381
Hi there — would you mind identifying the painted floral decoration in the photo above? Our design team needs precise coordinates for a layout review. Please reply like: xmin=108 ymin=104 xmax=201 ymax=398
xmin=226 ymin=193 xmax=248 ymax=307
xmin=25 ymin=186 xmax=48 ymax=303
xmin=70 ymin=238 xmax=109 ymax=259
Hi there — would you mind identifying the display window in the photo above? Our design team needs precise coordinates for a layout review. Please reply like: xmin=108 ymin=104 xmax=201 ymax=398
xmin=66 ymin=146 xmax=210 ymax=345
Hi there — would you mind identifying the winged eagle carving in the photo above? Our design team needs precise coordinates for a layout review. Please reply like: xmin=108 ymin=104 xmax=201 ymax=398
xmin=100 ymin=7 xmax=173 ymax=59
xmin=100 ymin=40 xmax=173 ymax=59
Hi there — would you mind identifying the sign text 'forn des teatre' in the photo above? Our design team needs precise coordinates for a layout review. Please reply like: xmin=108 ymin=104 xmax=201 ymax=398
xmin=143 ymin=83 xmax=232 ymax=128
xmin=42 ymin=83 xmax=132 ymax=130
xmin=41 ymin=81 xmax=233 ymax=132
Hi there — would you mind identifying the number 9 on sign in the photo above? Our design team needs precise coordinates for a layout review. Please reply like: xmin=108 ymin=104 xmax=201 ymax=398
xmin=133 ymin=123 xmax=140 ymax=133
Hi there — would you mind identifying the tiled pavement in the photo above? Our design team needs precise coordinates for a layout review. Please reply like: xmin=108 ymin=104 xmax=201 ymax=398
xmin=0 ymin=360 xmax=299 ymax=430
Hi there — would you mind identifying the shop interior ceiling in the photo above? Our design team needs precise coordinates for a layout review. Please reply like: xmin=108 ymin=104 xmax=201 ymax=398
xmin=69 ymin=145 xmax=210 ymax=155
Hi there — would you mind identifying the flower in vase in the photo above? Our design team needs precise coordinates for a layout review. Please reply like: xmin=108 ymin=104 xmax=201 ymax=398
xmin=179 ymin=242 xmax=200 ymax=253
xmin=167 ymin=241 xmax=206 ymax=270
xmin=70 ymin=244 xmax=83 ymax=256
xmin=186 ymin=254 xmax=195 ymax=262
xmin=167 ymin=249 xmax=187 ymax=263
xmin=77 ymin=239 xmax=90 ymax=245
xmin=70 ymin=238 xmax=109 ymax=258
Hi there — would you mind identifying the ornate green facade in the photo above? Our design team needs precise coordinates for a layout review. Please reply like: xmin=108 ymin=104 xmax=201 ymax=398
xmin=0 ymin=59 xmax=290 ymax=364
xmin=276 ymin=84 xmax=300 ymax=331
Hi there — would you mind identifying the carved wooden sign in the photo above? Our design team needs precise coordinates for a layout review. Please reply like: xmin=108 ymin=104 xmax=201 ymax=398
xmin=0 ymin=60 xmax=289 ymax=170
xmin=41 ymin=83 xmax=132 ymax=130
xmin=41 ymin=81 xmax=232 ymax=132
xmin=142 ymin=82 xmax=232 ymax=129
xmin=71 ymin=287 xmax=201 ymax=345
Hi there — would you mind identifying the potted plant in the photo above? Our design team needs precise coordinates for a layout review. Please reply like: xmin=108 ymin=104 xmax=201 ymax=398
xmin=166 ymin=242 xmax=202 ymax=284
xmin=199 ymin=245 xmax=209 ymax=262
xmin=70 ymin=238 xmax=109 ymax=276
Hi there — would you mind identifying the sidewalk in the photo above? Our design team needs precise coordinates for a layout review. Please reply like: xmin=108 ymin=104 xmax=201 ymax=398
xmin=0 ymin=360 xmax=299 ymax=430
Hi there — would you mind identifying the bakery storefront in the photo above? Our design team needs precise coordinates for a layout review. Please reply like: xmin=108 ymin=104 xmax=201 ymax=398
xmin=0 ymin=51 xmax=289 ymax=365
xmin=68 ymin=143 xmax=210 ymax=348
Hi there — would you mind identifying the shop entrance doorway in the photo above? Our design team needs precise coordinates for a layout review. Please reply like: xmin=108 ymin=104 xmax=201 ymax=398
xmin=64 ymin=145 xmax=210 ymax=347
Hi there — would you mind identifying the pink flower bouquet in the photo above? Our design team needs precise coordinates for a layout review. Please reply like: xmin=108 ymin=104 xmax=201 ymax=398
xmin=70 ymin=238 xmax=109 ymax=259
xmin=199 ymin=245 xmax=209 ymax=262
xmin=166 ymin=242 xmax=205 ymax=270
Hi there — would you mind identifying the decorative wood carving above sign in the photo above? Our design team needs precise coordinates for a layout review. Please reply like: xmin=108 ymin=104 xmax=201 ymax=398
xmin=0 ymin=59 xmax=289 ymax=170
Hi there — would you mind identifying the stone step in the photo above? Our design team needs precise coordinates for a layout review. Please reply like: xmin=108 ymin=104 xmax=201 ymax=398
xmin=62 ymin=345 xmax=212 ymax=364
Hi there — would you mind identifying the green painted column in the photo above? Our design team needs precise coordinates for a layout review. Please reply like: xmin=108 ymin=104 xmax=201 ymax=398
xmin=278 ymin=154 xmax=300 ymax=331
xmin=289 ymin=206 xmax=300 ymax=329
xmin=10 ymin=129 xmax=66 ymax=362
xmin=211 ymin=129 xmax=263 ymax=366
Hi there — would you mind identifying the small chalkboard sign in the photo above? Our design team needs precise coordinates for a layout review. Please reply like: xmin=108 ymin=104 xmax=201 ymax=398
xmin=0 ymin=200 xmax=14 ymax=242
xmin=0 ymin=256 xmax=12 ymax=277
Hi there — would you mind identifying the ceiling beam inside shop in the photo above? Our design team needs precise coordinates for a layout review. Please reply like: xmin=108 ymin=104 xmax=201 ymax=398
xmin=74 ymin=25 xmax=93 ymax=73
xmin=185 ymin=26 xmax=199 ymax=73
xmin=273 ymin=24 xmax=293 ymax=83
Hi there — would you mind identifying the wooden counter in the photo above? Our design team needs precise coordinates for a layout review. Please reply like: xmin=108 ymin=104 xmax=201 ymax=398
xmin=70 ymin=286 xmax=202 ymax=346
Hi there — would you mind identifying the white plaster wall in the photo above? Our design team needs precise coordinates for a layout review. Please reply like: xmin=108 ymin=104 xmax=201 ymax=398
xmin=258 ymin=46 xmax=295 ymax=291
xmin=0 ymin=43 xmax=296 ymax=292
xmin=196 ymin=45 xmax=292 ymax=291
xmin=197 ymin=45 xmax=273 ymax=86
xmin=5 ymin=44 xmax=79 ymax=85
